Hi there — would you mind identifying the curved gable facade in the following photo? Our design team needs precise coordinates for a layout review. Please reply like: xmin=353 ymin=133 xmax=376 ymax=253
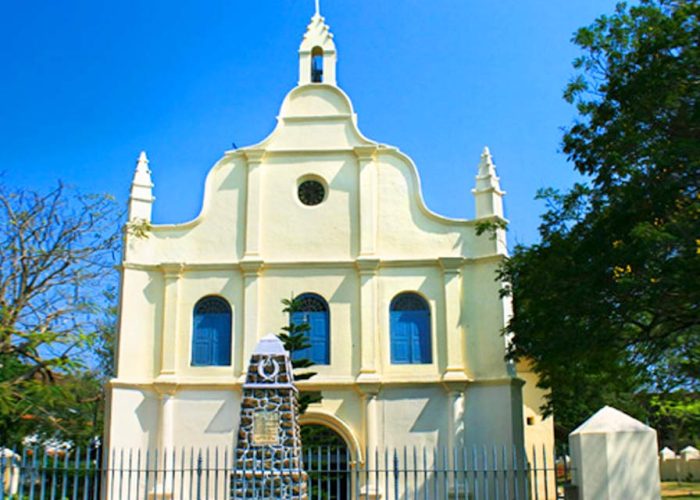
xmin=108 ymin=10 xmax=553 ymax=481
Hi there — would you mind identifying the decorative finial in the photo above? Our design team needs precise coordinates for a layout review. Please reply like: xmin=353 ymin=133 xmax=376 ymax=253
xmin=128 ymin=150 xmax=154 ymax=223
xmin=478 ymin=146 xmax=496 ymax=177
xmin=136 ymin=151 xmax=149 ymax=172
xmin=132 ymin=150 xmax=152 ymax=184
xmin=315 ymin=0 xmax=320 ymax=16
xmin=472 ymin=146 xmax=504 ymax=219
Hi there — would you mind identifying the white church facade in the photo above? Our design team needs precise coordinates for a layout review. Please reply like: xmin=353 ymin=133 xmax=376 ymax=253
xmin=106 ymin=9 xmax=553 ymax=467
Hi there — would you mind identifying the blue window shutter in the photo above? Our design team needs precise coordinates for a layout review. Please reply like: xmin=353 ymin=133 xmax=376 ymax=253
xmin=192 ymin=313 xmax=213 ymax=366
xmin=390 ymin=311 xmax=410 ymax=364
xmin=211 ymin=312 xmax=231 ymax=366
xmin=308 ymin=311 xmax=329 ymax=364
xmin=290 ymin=302 xmax=330 ymax=365
xmin=192 ymin=298 xmax=232 ymax=366
xmin=420 ymin=311 xmax=432 ymax=363
xmin=411 ymin=310 xmax=431 ymax=363
xmin=290 ymin=311 xmax=311 ymax=362
xmin=390 ymin=304 xmax=431 ymax=364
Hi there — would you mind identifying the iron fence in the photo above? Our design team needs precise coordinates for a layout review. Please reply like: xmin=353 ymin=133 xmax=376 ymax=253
xmin=1 ymin=445 xmax=571 ymax=499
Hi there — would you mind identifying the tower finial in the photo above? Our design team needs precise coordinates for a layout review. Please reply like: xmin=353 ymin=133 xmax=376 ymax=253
xmin=315 ymin=0 xmax=320 ymax=16
xmin=472 ymin=146 xmax=505 ymax=219
xmin=128 ymin=150 xmax=155 ymax=223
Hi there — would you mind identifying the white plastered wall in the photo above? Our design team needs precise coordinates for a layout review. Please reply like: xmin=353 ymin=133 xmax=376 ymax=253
xmin=108 ymin=71 xmax=549 ymax=461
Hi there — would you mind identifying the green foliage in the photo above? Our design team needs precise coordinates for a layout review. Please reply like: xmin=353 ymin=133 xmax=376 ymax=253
xmin=300 ymin=424 xmax=346 ymax=448
xmin=501 ymin=0 xmax=699 ymax=437
xmin=277 ymin=296 xmax=323 ymax=414
xmin=474 ymin=218 xmax=508 ymax=240
xmin=0 ymin=182 xmax=121 ymax=446
xmin=647 ymin=391 xmax=700 ymax=450
xmin=125 ymin=218 xmax=151 ymax=239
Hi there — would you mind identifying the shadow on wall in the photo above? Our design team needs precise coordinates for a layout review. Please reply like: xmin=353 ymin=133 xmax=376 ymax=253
xmin=205 ymin=398 xmax=239 ymax=434
xmin=142 ymin=273 xmax=163 ymax=378
xmin=134 ymin=391 xmax=159 ymax=451
xmin=174 ymin=391 xmax=241 ymax=437
xmin=379 ymin=387 xmax=446 ymax=444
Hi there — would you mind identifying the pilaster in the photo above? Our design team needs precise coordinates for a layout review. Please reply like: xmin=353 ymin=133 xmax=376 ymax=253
xmin=354 ymin=146 xmax=378 ymax=257
xmin=243 ymin=150 xmax=265 ymax=258
xmin=358 ymin=385 xmax=381 ymax=497
xmin=239 ymin=259 xmax=264 ymax=379
xmin=355 ymin=258 xmax=380 ymax=383
xmin=154 ymin=382 xmax=177 ymax=450
xmin=158 ymin=263 xmax=184 ymax=379
xmin=154 ymin=382 xmax=177 ymax=494
xmin=445 ymin=387 xmax=466 ymax=458
xmin=439 ymin=257 xmax=467 ymax=381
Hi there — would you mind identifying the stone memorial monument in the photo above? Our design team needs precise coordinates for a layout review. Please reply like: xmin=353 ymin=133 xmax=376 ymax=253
xmin=231 ymin=334 xmax=308 ymax=499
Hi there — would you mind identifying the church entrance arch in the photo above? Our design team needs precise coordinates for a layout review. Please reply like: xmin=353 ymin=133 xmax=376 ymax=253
xmin=301 ymin=423 xmax=350 ymax=499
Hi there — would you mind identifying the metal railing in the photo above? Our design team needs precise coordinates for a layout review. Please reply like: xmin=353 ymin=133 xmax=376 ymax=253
xmin=1 ymin=444 xmax=571 ymax=499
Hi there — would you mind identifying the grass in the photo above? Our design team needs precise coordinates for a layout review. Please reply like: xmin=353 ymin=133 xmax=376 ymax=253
xmin=662 ymin=481 xmax=700 ymax=499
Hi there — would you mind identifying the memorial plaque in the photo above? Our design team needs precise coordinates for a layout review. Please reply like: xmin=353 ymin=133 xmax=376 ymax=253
xmin=252 ymin=411 xmax=279 ymax=445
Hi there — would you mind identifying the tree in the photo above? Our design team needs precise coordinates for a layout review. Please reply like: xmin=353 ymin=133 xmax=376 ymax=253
xmin=277 ymin=296 xmax=323 ymax=415
xmin=0 ymin=182 xmax=121 ymax=445
xmin=501 ymin=0 xmax=699 ymax=437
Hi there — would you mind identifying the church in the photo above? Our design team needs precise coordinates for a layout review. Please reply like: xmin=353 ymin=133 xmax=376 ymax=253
xmin=106 ymin=6 xmax=553 ymax=474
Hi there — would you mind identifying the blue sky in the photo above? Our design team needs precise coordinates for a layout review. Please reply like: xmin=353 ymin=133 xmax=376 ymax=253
xmin=0 ymin=0 xmax=619 ymax=247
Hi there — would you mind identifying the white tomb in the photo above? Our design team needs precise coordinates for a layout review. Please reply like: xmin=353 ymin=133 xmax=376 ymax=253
xmin=659 ymin=446 xmax=677 ymax=460
xmin=569 ymin=406 xmax=661 ymax=500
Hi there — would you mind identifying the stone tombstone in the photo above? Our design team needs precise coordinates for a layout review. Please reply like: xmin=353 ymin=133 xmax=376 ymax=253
xmin=231 ymin=334 xmax=308 ymax=499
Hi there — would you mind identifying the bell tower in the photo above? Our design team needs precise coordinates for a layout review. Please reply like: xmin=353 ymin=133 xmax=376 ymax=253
xmin=298 ymin=4 xmax=337 ymax=86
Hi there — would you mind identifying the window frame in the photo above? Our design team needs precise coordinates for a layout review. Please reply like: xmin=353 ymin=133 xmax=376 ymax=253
xmin=191 ymin=295 xmax=233 ymax=367
xmin=289 ymin=292 xmax=330 ymax=365
xmin=389 ymin=292 xmax=432 ymax=365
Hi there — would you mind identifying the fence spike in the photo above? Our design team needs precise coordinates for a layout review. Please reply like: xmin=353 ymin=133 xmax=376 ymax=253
xmin=542 ymin=443 xmax=549 ymax=500
xmin=0 ymin=443 xmax=567 ymax=500
xmin=503 ymin=445 xmax=509 ymax=500
xmin=135 ymin=449 xmax=142 ymax=500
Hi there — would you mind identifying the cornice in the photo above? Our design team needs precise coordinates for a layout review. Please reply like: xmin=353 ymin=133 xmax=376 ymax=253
xmin=281 ymin=114 xmax=353 ymax=123
xmin=242 ymin=149 xmax=266 ymax=164
xmin=109 ymin=375 xmax=522 ymax=392
xmin=239 ymin=258 xmax=264 ymax=276
xmin=159 ymin=262 xmax=185 ymax=278
xmin=120 ymin=254 xmax=507 ymax=273
xmin=352 ymin=145 xmax=378 ymax=161
xmin=354 ymin=257 xmax=380 ymax=273
xmin=438 ymin=257 xmax=465 ymax=273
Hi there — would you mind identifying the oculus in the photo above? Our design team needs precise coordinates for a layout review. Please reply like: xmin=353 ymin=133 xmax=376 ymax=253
xmin=298 ymin=179 xmax=325 ymax=206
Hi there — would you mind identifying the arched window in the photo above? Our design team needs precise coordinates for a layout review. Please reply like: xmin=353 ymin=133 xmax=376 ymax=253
xmin=290 ymin=293 xmax=330 ymax=365
xmin=390 ymin=292 xmax=432 ymax=364
xmin=311 ymin=46 xmax=324 ymax=83
xmin=191 ymin=296 xmax=232 ymax=366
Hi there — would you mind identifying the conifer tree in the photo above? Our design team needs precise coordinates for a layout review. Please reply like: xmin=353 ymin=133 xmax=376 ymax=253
xmin=277 ymin=296 xmax=323 ymax=414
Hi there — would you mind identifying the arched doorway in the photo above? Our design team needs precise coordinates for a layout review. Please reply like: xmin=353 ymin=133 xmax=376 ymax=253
xmin=301 ymin=424 xmax=350 ymax=499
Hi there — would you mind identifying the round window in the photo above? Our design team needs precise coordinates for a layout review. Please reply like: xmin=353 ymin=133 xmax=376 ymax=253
xmin=298 ymin=180 xmax=325 ymax=206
